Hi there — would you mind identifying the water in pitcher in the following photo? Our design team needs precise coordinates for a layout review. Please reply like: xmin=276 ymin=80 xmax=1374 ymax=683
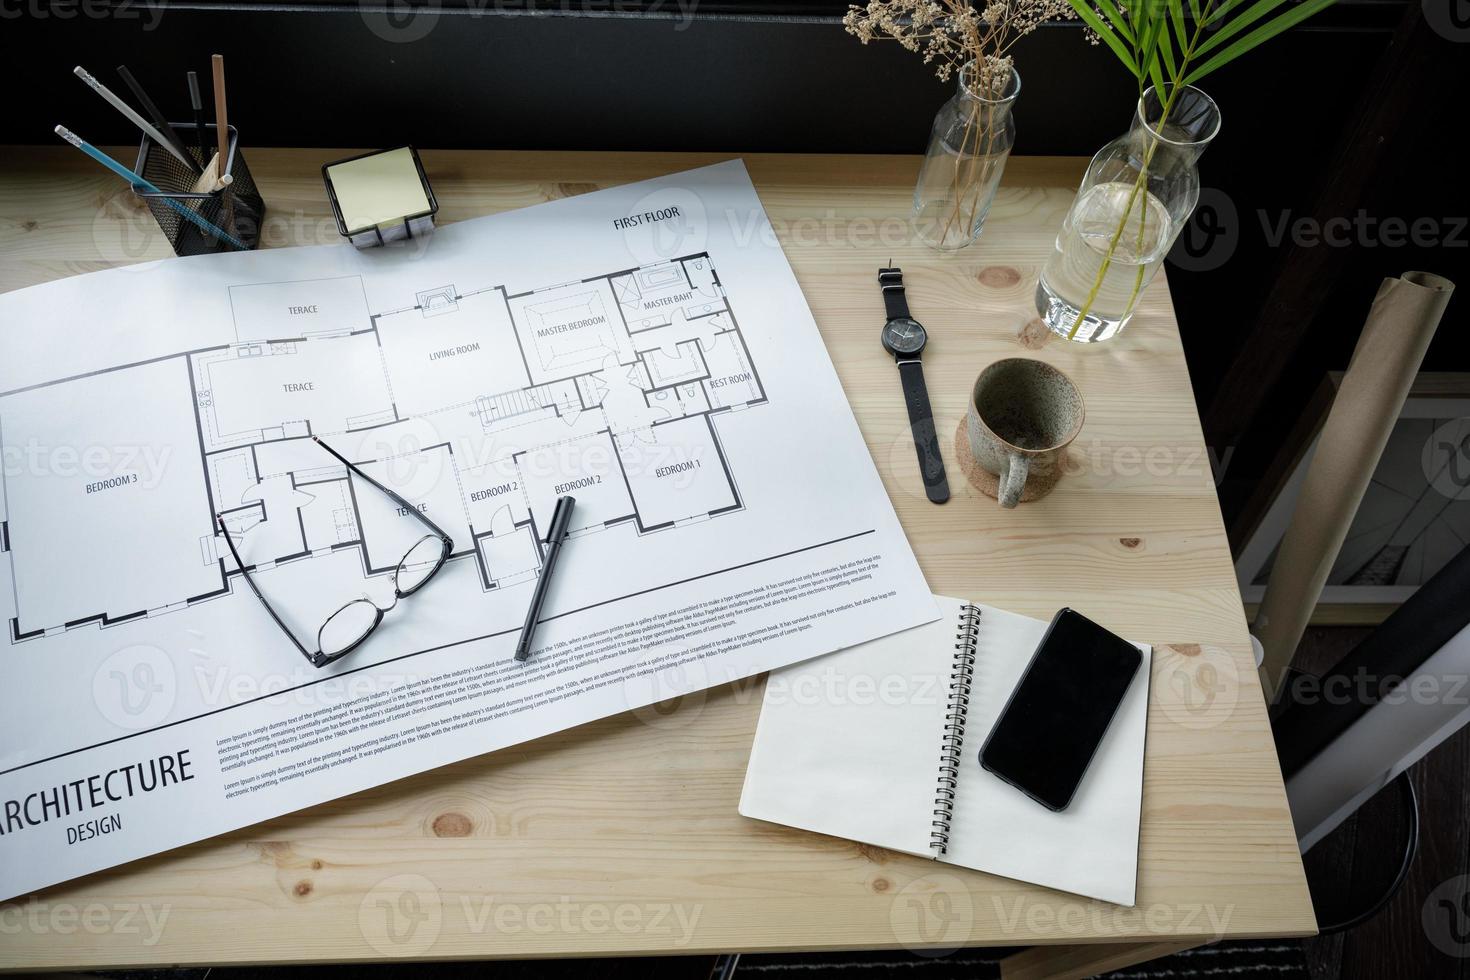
xmin=1036 ymin=181 xmax=1173 ymax=343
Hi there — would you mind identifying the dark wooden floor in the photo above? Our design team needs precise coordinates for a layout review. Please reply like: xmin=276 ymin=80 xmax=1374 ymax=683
xmin=1297 ymin=628 xmax=1470 ymax=980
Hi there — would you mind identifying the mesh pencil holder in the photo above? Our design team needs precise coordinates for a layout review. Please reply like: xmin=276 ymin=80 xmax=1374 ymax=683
xmin=132 ymin=123 xmax=266 ymax=256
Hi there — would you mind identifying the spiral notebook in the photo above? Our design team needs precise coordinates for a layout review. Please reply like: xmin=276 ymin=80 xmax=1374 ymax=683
xmin=739 ymin=596 xmax=1152 ymax=906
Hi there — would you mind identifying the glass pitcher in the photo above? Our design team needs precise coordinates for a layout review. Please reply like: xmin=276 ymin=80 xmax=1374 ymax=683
xmin=1036 ymin=85 xmax=1220 ymax=342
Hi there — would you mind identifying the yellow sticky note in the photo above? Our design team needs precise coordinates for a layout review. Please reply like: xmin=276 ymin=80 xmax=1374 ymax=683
xmin=326 ymin=147 xmax=431 ymax=234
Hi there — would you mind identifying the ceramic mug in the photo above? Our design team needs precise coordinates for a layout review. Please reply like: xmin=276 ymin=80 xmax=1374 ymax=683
xmin=966 ymin=358 xmax=1085 ymax=508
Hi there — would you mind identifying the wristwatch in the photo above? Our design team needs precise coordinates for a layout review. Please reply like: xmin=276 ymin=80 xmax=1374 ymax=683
xmin=878 ymin=267 xmax=949 ymax=504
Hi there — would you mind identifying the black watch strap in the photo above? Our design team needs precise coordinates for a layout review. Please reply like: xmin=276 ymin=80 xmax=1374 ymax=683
xmin=879 ymin=267 xmax=910 ymax=320
xmin=898 ymin=360 xmax=950 ymax=504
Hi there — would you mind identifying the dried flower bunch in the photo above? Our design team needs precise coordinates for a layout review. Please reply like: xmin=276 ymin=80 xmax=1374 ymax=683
xmin=843 ymin=0 xmax=1076 ymax=96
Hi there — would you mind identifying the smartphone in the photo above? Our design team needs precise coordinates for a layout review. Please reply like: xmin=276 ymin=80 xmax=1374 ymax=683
xmin=978 ymin=608 xmax=1142 ymax=811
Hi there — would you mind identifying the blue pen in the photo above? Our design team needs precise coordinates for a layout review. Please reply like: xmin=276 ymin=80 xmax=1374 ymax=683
xmin=54 ymin=125 xmax=248 ymax=251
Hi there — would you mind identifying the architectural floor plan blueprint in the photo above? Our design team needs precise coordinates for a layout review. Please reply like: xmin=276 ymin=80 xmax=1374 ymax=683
xmin=0 ymin=161 xmax=936 ymax=900
xmin=8 ymin=253 xmax=763 ymax=640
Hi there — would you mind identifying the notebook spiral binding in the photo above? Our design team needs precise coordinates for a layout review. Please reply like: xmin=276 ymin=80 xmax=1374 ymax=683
xmin=931 ymin=603 xmax=981 ymax=856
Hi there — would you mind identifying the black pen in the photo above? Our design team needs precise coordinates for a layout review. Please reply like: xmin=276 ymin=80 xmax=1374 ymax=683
xmin=514 ymin=496 xmax=576 ymax=663
xmin=186 ymin=71 xmax=208 ymax=158
xmin=117 ymin=64 xmax=199 ymax=173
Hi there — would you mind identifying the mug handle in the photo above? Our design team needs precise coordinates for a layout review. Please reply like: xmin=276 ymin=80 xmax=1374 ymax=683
xmin=999 ymin=452 xmax=1029 ymax=509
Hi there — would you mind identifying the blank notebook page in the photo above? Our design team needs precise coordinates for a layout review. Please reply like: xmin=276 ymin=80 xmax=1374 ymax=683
xmin=942 ymin=603 xmax=1151 ymax=907
xmin=739 ymin=604 xmax=954 ymax=858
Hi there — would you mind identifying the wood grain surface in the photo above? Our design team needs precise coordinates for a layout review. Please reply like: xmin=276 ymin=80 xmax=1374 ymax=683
xmin=0 ymin=149 xmax=1314 ymax=972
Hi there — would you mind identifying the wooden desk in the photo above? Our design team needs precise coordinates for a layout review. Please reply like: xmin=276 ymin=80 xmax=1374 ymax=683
xmin=0 ymin=149 xmax=1314 ymax=976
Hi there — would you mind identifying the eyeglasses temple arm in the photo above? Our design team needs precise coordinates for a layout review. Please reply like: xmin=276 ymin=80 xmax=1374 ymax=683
xmin=217 ymin=517 xmax=322 ymax=665
xmin=313 ymin=436 xmax=455 ymax=544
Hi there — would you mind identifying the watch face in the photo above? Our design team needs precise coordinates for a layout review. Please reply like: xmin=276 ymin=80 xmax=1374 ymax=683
xmin=882 ymin=317 xmax=927 ymax=356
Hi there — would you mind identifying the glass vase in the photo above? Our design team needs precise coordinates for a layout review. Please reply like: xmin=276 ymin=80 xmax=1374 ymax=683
xmin=913 ymin=62 xmax=1019 ymax=251
xmin=1036 ymin=85 xmax=1221 ymax=342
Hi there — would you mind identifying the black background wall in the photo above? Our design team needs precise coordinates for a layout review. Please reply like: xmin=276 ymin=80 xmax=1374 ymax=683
xmin=2 ymin=2 xmax=1398 ymax=154
xmin=3 ymin=0 xmax=1465 ymax=532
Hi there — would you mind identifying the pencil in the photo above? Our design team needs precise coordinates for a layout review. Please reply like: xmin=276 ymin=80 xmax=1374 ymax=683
xmin=211 ymin=55 xmax=229 ymax=180
xmin=72 ymin=66 xmax=196 ymax=171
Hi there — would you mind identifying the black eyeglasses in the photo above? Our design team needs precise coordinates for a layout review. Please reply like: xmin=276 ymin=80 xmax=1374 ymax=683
xmin=218 ymin=436 xmax=454 ymax=668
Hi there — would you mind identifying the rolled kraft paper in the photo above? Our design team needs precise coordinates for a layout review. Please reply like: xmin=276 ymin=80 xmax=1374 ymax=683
xmin=1255 ymin=272 xmax=1455 ymax=702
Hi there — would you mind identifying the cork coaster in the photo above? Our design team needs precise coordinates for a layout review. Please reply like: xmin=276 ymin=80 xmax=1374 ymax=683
xmin=953 ymin=419 xmax=1064 ymax=504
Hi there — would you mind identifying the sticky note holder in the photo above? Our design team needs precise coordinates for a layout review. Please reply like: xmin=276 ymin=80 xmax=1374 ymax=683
xmin=322 ymin=146 xmax=439 ymax=248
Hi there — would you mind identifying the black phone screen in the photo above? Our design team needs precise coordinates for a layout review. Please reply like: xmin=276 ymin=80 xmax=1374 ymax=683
xmin=978 ymin=608 xmax=1142 ymax=811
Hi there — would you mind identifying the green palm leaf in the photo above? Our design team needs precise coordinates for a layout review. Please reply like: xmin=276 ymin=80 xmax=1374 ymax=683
xmin=1141 ymin=10 xmax=1169 ymax=91
xmin=1163 ymin=0 xmax=1191 ymax=83
xmin=1168 ymin=0 xmax=1190 ymax=48
xmin=1183 ymin=0 xmax=1338 ymax=84
xmin=1193 ymin=0 xmax=1295 ymax=56
xmin=1068 ymin=0 xmax=1335 ymax=92
xmin=1156 ymin=13 xmax=1179 ymax=77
